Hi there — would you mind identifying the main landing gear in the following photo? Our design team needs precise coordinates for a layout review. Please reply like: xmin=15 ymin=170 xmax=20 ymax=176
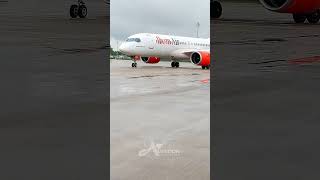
xmin=202 ymin=66 xmax=210 ymax=70
xmin=70 ymin=0 xmax=88 ymax=18
xmin=293 ymin=10 xmax=320 ymax=24
xmin=171 ymin=62 xmax=179 ymax=68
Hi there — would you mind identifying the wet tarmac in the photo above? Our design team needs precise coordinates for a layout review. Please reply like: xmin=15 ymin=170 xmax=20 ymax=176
xmin=213 ymin=2 xmax=320 ymax=180
xmin=110 ymin=60 xmax=210 ymax=180
xmin=0 ymin=0 xmax=108 ymax=179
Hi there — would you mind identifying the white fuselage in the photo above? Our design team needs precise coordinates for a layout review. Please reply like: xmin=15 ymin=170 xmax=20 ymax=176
xmin=119 ymin=33 xmax=210 ymax=61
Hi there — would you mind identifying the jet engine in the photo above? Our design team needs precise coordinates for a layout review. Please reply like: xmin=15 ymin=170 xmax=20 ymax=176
xmin=260 ymin=0 xmax=320 ymax=13
xmin=190 ymin=51 xmax=210 ymax=69
xmin=260 ymin=0 xmax=320 ymax=23
xmin=211 ymin=0 xmax=222 ymax=18
xmin=141 ymin=57 xmax=161 ymax=64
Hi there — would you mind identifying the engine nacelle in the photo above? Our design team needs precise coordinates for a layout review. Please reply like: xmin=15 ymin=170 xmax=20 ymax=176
xmin=190 ymin=51 xmax=210 ymax=66
xmin=141 ymin=57 xmax=161 ymax=64
xmin=259 ymin=0 xmax=320 ymax=14
xmin=211 ymin=0 xmax=222 ymax=18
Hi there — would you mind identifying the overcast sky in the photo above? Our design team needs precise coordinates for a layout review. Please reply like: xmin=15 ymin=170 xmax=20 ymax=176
xmin=110 ymin=0 xmax=210 ymax=50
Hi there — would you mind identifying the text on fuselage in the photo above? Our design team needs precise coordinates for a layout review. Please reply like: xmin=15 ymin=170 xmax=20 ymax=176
xmin=156 ymin=36 xmax=180 ymax=45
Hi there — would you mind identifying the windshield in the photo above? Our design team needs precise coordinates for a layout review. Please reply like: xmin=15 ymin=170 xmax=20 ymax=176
xmin=126 ymin=38 xmax=141 ymax=42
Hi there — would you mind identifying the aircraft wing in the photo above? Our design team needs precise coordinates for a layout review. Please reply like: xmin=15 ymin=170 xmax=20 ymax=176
xmin=170 ymin=49 xmax=210 ymax=59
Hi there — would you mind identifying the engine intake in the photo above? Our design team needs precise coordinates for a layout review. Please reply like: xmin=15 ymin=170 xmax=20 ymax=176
xmin=263 ymin=0 xmax=288 ymax=8
xmin=259 ymin=0 xmax=320 ymax=13
xmin=190 ymin=51 xmax=210 ymax=66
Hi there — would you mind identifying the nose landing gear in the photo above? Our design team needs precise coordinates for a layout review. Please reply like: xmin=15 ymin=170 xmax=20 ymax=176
xmin=131 ymin=56 xmax=139 ymax=68
xmin=70 ymin=0 xmax=88 ymax=18
xmin=131 ymin=62 xmax=137 ymax=68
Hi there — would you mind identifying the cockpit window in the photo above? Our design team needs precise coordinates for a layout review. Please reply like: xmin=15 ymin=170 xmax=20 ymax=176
xmin=126 ymin=38 xmax=141 ymax=42
xmin=135 ymin=38 xmax=141 ymax=42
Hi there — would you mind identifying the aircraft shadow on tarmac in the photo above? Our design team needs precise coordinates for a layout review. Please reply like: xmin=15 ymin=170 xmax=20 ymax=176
xmin=47 ymin=46 xmax=106 ymax=56
xmin=246 ymin=56 xmax=320 ymax=69
xmin=213 ymin=18 xmax=320 ymax=26
xmin=214 ymin=34 xmax=320 ymax=46
xmin=122 ymin=66 xmax=209 ymax=70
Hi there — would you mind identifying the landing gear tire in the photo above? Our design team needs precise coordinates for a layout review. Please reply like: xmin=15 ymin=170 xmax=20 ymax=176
xmin=171 ymin=62 xmax=179 ymax=68
xmin=211 ymin=1 xmax=222 ymax=19
xmin=78 ymin=5 xmax=88 ymax=18
xmin=293 ymin=14 xmax=306 ymax=23
xmin=70 ymin=4 xmax=78 ymax=18
xmin=202 ymin=66 xmax=210 ymax=69
xmin=131 ymin=62 xmax=137 ymax=68
xmin=307 ymin=11 xmax=320 ymax=24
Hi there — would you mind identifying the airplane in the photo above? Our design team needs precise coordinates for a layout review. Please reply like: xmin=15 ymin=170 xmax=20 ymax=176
xmin=211 ymin=0 xmax=320 ymax=24
xmin=118 ymin=33 xmax=210 ymax=69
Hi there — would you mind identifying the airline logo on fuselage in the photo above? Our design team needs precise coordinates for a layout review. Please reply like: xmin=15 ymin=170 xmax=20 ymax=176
xmin=156 ymin=36 xmax=180 ymax=45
